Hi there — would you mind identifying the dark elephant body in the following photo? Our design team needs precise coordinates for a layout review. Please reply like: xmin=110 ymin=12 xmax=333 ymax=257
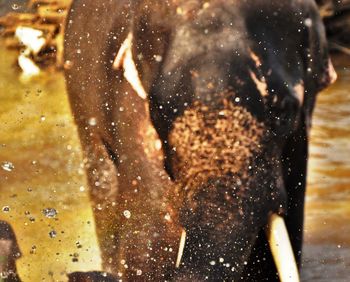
xmin=0 ymin=221 xmax=22 ymax=282
xmin=64 ymin=0 xmax=335 ymax=280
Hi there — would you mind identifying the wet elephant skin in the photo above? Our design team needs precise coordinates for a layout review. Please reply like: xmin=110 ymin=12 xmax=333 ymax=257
xmin=64 ymin=0 xmax=335 ymax=281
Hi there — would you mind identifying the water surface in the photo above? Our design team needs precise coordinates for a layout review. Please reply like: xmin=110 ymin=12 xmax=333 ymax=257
xmin=302 ymin=54 xmax=350 ymax=281
xmin=0 ymin=42 xmax=101 ymax=281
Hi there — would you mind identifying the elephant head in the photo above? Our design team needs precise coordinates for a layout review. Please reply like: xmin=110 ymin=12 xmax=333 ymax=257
xmin=129 ymin=0 xmax=336 ymax=280
xmin=64 ymin=0 xmax=336 ymax=280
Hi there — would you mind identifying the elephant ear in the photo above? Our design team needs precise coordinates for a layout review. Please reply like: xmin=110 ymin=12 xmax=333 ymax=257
xmin=280 ymin=0 xmax=337 ymax=270
xmin=302 ymin=0 xmax=337 ymax=127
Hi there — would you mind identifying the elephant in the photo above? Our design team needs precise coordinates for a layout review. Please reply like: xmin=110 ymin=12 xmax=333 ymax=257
xmin=64 ymin=0 xmax=336 ymax=280
xmin=0 ymin=220 xmax=22 ymax=282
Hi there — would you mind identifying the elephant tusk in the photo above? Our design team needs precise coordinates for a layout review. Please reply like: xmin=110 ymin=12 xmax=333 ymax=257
xmin=266 ymin=213 xmax=300 ymax=282
xmin=113 ymin=32 xmax=148 ymax=100
xmin=175 ymin=229 xmax=186 ymax=268
xmin=113 ymin=32 xmax=132 ymax=70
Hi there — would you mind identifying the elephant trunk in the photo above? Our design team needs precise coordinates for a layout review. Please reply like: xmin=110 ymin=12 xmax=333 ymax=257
xmin=167 ymin=92 xmax=287 ymax=279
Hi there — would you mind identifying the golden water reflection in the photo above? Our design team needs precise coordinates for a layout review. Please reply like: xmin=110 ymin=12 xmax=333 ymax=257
xmin=0 ymin=42 xmax=101 ymax=281
xmin=0 ymin=41 xmax=349 ymax=280
xmin=302 ymin=54 xmax=350 ymax=281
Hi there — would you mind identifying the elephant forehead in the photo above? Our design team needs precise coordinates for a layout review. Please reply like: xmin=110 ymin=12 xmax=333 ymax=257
xmin=168 ymin=93 xmax=269 ymax=187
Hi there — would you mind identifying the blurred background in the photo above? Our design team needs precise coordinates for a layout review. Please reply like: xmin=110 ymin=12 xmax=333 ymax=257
xmin=0 ymin=1 xmax=349 ymax=281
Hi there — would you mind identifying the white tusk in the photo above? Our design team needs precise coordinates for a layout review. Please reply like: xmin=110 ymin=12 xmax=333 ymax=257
xmin=175 ymin=228 xmax=186 ymax=268
xmin=266 ymin=213 xmax=300 ymax=282
xmin=123 ymin=45 xmax=148 ymax=100
xmin=112 ymin=32 xmax=147 ymax=100
xmin=113 ymin=32 xmax=132 ymax=70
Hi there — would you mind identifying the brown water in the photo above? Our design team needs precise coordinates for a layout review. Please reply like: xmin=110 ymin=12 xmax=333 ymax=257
xmin=0 ymin=42 xmax=349 ymax=281
xmin=0 ymin=43 xmax=101 ymax=281
xmin=302 ymin=55 xmax=350 ymax=281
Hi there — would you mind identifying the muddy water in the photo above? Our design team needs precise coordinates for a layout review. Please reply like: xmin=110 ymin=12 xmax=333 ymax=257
xmin=302 ymin=55 xmax=350 ymax=281
xmin=0 ymin=40 xmax=349 ymax=281
xmin=0 ymin=43 xmax=101 ymax=281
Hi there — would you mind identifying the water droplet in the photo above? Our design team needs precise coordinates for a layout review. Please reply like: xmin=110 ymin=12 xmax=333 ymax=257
xmin=123 ymin=210 xmax=131 ymax=219
xmin=40 ymin=115 xmax=46 ymax=122
xmin=2 ymin=206 xmax=10 ymax=213
xmin=88 ymin=117 xmax=97 ymax=126
xmin=1 ymin=161 xmax=14 ymax=172
xmin=71 ymin=252 xmax=79 ymax=262
xmin=164 ymin=213 xmax=171 ymax=221
xmin=49 ymin=230 xmax=57 ymax=238
xmin=30 ymin=245 xmax=37 ymax=254
xmin=11 ymin=3 xmax=20 ymax=10
xmin=155 ymin=140 xmax=162 ymax=150
xmin=64 ymin=60 xmax=73 ymax=70
xmin=304 ymin=18 xmax=312 ymax=27
xmin=154 ymin=55 xmax=163 ymax=62
xmin=42 ymin=208 xmax=58 ymax=218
